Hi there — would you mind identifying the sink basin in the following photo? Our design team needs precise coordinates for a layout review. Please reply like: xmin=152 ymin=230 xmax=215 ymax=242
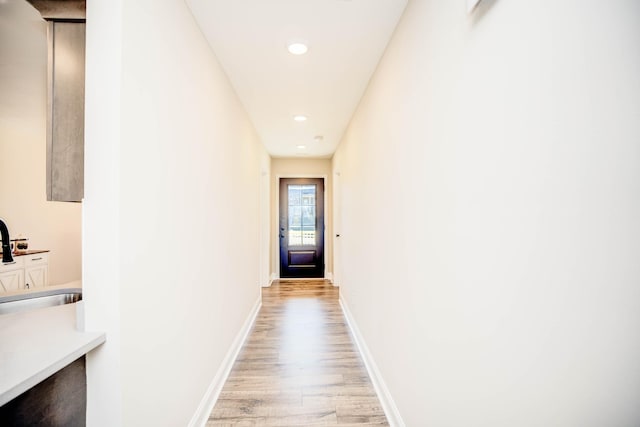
xmin=0 ymin=288 xmax=82 ymax=315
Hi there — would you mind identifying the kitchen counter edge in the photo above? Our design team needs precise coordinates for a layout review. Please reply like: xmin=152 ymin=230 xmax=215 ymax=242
xmin=0 ymin=303 xmax=106 ymax=406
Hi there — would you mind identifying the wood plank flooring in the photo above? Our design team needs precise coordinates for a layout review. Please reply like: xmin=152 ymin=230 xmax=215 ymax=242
xmin=207 ymin=279 xmax=388 ymax=426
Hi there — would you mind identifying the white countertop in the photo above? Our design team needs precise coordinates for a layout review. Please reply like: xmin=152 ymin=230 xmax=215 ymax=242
xmin=0 ymin=301 xmax=106 ymax=406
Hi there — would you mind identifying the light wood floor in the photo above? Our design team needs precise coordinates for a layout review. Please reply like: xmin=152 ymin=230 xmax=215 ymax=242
xmin=206 ymin=279 xmax=389 ymax=426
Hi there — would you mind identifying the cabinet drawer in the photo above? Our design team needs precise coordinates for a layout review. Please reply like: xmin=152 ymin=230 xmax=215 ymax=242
xmin=25 ymin=253 xmax=49 ymax=266
xmin=0 ymin=257 xmax=25 ymax=273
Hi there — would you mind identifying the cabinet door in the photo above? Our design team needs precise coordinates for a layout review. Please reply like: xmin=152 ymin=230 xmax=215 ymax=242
xmin=0 ymin=269 xmax=25 ymax=292
xmin=46 ymin=21 xmax=86 ymax=202
xmin=25 ymin=264 xmax=48 ymax=289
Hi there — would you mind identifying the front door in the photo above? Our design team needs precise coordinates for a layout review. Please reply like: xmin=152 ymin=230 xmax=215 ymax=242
xmin=279 ymin=178 xmax=324 ymax=278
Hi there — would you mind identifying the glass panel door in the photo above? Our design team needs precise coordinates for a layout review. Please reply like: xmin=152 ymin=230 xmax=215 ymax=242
xmin=280 ymin=178 xmax=324 ymax=278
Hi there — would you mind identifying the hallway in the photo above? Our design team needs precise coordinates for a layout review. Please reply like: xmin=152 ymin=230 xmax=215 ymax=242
xmin=72 ymin=0 xmax=640 ymax=425
xmin=207 ymin=280 xmax=387 ymax=426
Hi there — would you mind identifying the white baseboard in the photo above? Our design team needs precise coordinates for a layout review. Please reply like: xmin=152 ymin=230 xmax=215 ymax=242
xmin=326 ymin=272 xmax=334 ymax=283
xmin=339 ymin=295 xmax=406 ymax=427
xmin=263 ymin=272 xmax=279 ymax=287
xmin=327 ymin=272 xmax=340 ymax=287
xmin=189 ymin=297 xmax=262 ymax=427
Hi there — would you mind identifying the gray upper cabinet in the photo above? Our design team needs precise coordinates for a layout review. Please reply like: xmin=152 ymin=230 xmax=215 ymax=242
xmin=46 ymin=21 xmax=85 ymax=202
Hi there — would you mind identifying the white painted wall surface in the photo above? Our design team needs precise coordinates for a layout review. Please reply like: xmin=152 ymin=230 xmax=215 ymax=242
xmin=83 ymin=0 xmax=123 ymax=424
xmin=0 ymin=0 xmax=81 ymax=286
xmin=333 ymin=1 xmax=640 ymax=426
xmin=270 ymin=158 xmax=332 ymax=279
xmin=84 ymin=0 xmax=270 ymax=425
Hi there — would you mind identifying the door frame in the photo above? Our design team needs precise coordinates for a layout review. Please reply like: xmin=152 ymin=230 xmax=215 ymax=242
xmin=332 ymin=170 xmax=341 ymax=287
xmin=274 ymin=174 xmax=328 ymax=279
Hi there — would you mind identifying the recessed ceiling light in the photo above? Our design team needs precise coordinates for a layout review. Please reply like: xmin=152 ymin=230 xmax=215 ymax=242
xmin=313 ymin=135 xmax=324 ymax=143
xmin=293 ymin=115 xmax=307 ymax=122
xmin=297 ymin=145 xmax=306 ymax=149
xmin=287 ymin=42 xmax=308 ymax=55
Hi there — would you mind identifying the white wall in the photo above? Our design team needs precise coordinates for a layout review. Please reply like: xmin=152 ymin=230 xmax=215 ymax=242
xmin=84 ymin=0 xmax=270 ymax=425
xmin=270 ymin=158 xmax=332 ymax=279
xmin=333 ymin=1 xmax=640 ymax=426
xmin=0 ymin=0 xmax=81 ymax=286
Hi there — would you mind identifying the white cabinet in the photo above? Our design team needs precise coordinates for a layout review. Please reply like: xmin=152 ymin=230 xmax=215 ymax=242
xmin=0 ymin=257 xmax=25 ymax=292
xmin=0 ymin=253 xmax=49 ymax=293
xmin=0 ymin=270 xmax=25 ymax=292
xmin=24 ymin=253 xmax=49 ymax=290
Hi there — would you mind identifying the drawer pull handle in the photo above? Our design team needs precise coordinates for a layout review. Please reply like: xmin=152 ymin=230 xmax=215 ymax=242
xmin=31 ymin=257 xmax=43 ymax=261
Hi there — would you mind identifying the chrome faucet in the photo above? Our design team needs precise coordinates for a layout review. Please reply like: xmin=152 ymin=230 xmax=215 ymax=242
xmin=0 ymin=218 xmax=14 ymax=263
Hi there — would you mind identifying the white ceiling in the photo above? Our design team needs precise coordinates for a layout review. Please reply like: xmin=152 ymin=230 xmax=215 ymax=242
xmin=186 ymin=0 xmax=407 ymax=158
